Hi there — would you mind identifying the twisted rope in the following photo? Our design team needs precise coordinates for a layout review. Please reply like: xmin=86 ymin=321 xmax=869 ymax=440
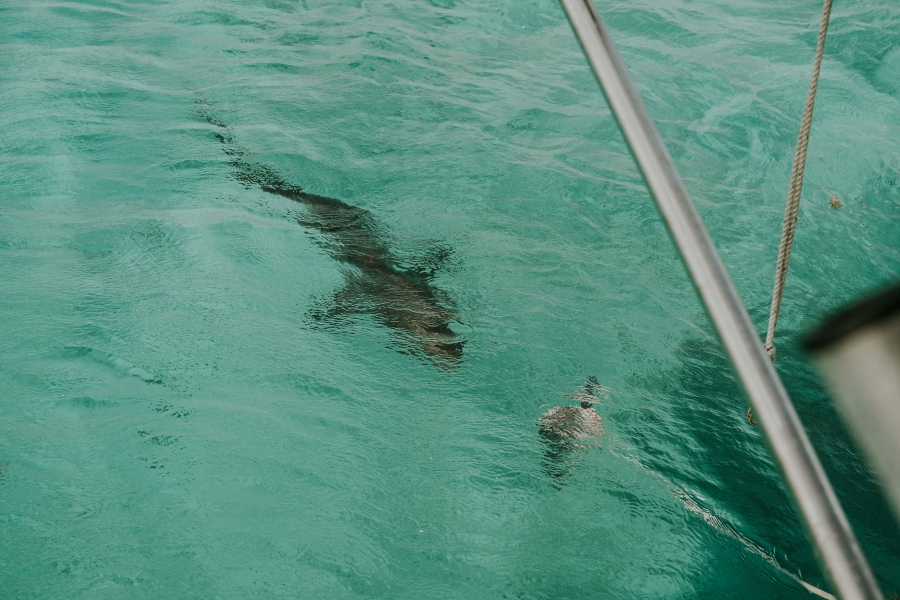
xmin=764 ymin=0 xmax=834 ymax=362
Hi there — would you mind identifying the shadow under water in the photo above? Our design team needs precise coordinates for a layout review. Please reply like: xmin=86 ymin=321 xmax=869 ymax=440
xmin=196 ymin=101 xmax=465 ymax=367
xmin=624 ymin=321 xmax=900 ymax=596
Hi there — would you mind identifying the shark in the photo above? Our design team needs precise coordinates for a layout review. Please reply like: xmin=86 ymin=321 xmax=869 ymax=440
xmin=539 ymin=377 xmax=606 ymax=483
xmin=196 ymin=101 xmax=465 ymax=367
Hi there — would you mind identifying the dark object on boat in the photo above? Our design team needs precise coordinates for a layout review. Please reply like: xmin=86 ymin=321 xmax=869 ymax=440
xmin=196 ymin=101 xmax=464 ymax=366
xmin=803 ymin=282 xmax=900 ymax=522
xmin=539 ymin=377 xmax=606 ymax=482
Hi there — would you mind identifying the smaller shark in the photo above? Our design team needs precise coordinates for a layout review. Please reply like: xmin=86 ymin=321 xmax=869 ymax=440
xmin=539 ymin=377 xmax=606 ymax=483
xmin=197 ymin=101 xmax=465 ymax=367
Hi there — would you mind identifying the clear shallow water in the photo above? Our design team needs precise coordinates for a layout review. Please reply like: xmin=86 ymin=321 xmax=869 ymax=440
xmin=1 ymin=0 xmax=899 ymax=597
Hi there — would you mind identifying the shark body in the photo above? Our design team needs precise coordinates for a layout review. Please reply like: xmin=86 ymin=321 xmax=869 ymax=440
xmin=198 ymin=102 xmax=464 ymax=366
xmin=539 ymin=377 xmax=606 ymax=483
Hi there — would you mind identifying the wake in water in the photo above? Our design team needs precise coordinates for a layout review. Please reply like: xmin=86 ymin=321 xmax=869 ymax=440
xmin=196 ymin=100 xmax=465 ymax=367
xmin=537 ymin=377 xmax=833 ymax=597
xmin=617 ymin=446 xmax=836 ymax=599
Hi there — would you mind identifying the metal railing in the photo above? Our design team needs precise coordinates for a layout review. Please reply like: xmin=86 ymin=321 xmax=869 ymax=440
xmin=557 ymin=1 xmax=883 ymax=598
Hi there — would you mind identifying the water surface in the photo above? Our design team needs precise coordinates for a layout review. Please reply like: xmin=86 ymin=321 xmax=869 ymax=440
xmin=2 ymin=0 xmax=899 ymax=597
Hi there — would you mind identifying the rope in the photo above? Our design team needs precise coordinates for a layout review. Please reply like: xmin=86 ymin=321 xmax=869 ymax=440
xmin=763 ymin=0 xmax=833 ymax=362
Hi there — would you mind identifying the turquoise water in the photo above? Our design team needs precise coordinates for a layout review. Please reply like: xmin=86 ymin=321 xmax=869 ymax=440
xmin=2 ymin=0 xmax=899 ymax=597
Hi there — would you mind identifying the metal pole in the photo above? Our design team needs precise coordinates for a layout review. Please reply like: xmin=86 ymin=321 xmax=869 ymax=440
xmin=557 ymin=1 xmax=883 ymax=598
